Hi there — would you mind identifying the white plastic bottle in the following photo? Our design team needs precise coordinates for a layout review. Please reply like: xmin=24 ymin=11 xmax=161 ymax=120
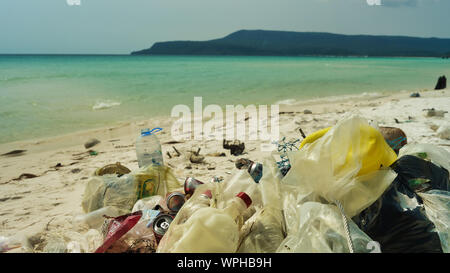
xmin=168 ymin=192 xmax=252 ymax=253
xmin=136 ymin=128 xmax=164 ymax=168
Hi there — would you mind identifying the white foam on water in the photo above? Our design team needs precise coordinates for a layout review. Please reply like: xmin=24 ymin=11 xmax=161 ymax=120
xmin=274 ymin=98 xmax=297 ymax=105
xmin=92 ymin=100 xmax=121 ymax=110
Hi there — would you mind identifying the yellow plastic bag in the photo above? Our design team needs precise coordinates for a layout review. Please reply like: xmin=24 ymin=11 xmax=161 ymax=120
xmin=299 ymin=120 xmax=397 ymax=176
xmin=284 ymin=115 xmax=397 ymax=217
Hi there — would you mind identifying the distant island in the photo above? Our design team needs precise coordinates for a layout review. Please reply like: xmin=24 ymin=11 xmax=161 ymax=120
xmin=131 ymin=30 xmax=450 ymax=57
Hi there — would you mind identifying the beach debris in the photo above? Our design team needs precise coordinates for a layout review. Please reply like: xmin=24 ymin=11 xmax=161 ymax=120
xmin=71 ymin=168 xmax=82 ymax=174
xmin=166 ymin=151 xmax=172 ymax=159
xmin=394 ymin=118 xmax=400 ymax=124
xmin=379 ymin=126 xmax=408 ymax=154
xmin=114 ymin=145 xmax=134 ymax=149
xmin=185 ymin=164 xmax=192 ymax=169
xmin=434 ymin=75 xmax=447 ymax=90
xmin=184 ymin=177 xmax=205 ymax=196
xmin=12 ymin=173 xmax=38 ymax=181
xmin=275 ymin=137 xmax=301 ymax=176
xmin=189 ymin=148 xmax=205 ymax=164
xmin=136 ymin=128 xmax=164 ymax=168
xmin=303 ymin=109 xmax=312 ymax=114
xmin=1 ymin=150 xmax=26 ymax=157
xmin=172 ymin=146 xmax=181 ymax=157
xmin=206 ymin=152 xmax=226 ymax=157
xmin=163 ymin=140 xmax=185 ymax=145
xmin=211 ymin=176 xmax=224 ymax=183
xmin=429 ymin=124 xmax=440 ymax=131
xmin=298 ymin=128 xmax=306 ymax=139
xmin=235 ymin=158 xmax=253 ymax=170
xmin=223 ymin=140 xmax=245 ymax=156
xmin=84 ymin=138 xmax=101 ymax=149
xmin=89 ymin=150 xmax=98 ymax=156
xmin=95 ymin=162 xmax=131 ymax=176
xmin=437 ymin=125 xmax=450 ymax=140
xmin=424 ymin=108 xmax=448 ymax=117
xmin=410 ymin=92 xmax=421 ymax=98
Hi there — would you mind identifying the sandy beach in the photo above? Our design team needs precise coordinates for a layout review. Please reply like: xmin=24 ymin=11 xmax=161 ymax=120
xmin=1 ymin=88 xmax=449 ymax=252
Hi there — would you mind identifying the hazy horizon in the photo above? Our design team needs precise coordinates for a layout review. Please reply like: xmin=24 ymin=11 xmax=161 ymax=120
xmin=1 ymin=0 xmax=450 ymax=54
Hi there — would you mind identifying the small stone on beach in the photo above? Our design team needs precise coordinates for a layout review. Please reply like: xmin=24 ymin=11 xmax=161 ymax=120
xmin=84 ymin=138 xmax=100 ymax=149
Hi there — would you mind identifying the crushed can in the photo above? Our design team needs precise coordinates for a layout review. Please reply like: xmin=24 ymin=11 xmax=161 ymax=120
xmin=166 ymin=192 xmax=185 ymax=212
xmin=184 ymin=177 xmax=205 ymax=196
xmin=152 ymin=214 xmax=173 ymax=243
xmin=248 ymin=162 xmax=263 ymax=183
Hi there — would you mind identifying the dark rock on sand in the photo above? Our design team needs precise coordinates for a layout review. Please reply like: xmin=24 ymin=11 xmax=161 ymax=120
xmin=84 ymin=138 xmax=101 ymax=149
xmin=303 ymin=109 xmax=312 ymax=114
xmin=435 ymin=75 xmax=447 ymax=90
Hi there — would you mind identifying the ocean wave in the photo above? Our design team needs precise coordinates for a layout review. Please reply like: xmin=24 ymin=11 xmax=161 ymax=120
xmin=92 ymin=100 xmax=121 ymax=110
xmin=274 ymin=98 xmax=297 ymax=105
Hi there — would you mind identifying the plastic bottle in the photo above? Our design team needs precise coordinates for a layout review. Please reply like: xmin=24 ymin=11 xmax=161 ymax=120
xmin=169 ymin=192 xmax=252 ymax=253
xmin=136 ymin=128 xmax=164 ymax=168
xmin=175 ymin=190 xmax=213 ymax=224
xmin=74 ymin=206 xmax=122 ymax=229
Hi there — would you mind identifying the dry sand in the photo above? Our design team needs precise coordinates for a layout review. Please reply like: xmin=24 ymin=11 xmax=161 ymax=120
xmin=0 ymin=88 xmax=449 ymax=251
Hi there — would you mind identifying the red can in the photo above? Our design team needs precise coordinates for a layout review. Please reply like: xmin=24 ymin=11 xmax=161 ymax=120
xmin=184 ymin=177 xmax=205 ymax=196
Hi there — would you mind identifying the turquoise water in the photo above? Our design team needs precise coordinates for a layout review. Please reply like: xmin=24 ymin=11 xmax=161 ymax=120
xmin=0 ymin=55 xmax=449 ymax=144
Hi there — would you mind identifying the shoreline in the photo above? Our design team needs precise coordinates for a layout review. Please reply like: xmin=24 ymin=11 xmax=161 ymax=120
xmin=0 ymin=87 xmax=433 ymax=152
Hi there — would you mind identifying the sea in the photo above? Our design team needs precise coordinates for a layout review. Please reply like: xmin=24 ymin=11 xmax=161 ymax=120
xmin=0 ymin=55 xmax=449 ymax=144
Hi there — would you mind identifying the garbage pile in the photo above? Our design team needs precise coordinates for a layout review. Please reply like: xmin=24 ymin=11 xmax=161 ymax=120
xmin=2 ymin=116 xmax=449 ymax=253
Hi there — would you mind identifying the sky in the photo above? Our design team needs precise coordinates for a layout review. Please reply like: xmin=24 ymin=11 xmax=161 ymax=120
xmin=0 ymin=0 xmax=449 ymax=54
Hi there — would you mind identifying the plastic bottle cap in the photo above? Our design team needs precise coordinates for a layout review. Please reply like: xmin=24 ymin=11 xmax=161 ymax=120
xmin=141 ymin=128 xmax=151 ymax=136
xmin=202 ymin=190 xmax=212 ymax=199
xmin=236 ymin=192 xmax=252 ymax=208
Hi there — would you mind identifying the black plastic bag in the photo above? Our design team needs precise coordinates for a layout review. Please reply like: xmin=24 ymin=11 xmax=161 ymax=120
xmin=391 ymin=155 xmax=449 ymax=192
xmin=353 ymin=180 xmax=443 ymax=253
xmin=353 ymin=155 xmax=449 ymax=253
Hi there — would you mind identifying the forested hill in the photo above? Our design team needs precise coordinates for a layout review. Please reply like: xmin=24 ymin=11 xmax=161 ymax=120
xmin=131 ymin=30 xmax=450 ymax=57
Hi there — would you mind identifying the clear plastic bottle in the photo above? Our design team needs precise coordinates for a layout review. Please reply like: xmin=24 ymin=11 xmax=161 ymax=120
xmin=168 ymin=192 xmax=252 ymax=253
xmin=175 ymin=190 xmax=213 ymax=225
xmin=136 ymin=128 xmax=164 ymax=168
xmin=74 ymin=206 xmax=122 ymax=229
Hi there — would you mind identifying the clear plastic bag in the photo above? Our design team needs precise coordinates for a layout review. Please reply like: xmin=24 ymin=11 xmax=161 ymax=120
xmin=132 ymin=195 xmax=164 ymax=213
xmin=81 ymin=165 xmax=183 ymax=214
xmin=283 ymin=115 xmax=398 ymax=217
xmin=418 ymin=190 xmax=450 ymax=253
xmin=276 ymin=201 xmax=374 ymax=253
